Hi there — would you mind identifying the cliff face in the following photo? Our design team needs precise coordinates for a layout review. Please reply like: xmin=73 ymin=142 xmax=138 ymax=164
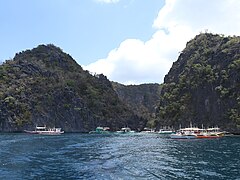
xmin=2 ymin=33 xmax=240 ymax=133
xmin=157 ymin=33 xmax=240 ymax=133
xmin=0 ymin=45 xmax=144 ymax=132
xmin=112 ymin=82 xmax=161 ymax=128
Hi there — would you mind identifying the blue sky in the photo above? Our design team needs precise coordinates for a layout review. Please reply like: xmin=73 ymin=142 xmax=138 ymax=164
xmin=1 ymin=0 xmax=240 ymax=84
xmin=0 ymin=0 xmax=162 ymax=64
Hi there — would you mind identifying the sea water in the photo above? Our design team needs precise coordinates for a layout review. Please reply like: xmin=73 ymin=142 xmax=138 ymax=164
xmin=0 ymin=133 xmax=239 ymax=179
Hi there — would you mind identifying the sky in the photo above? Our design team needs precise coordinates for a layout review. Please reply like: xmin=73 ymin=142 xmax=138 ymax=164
xmin=1 ymin=0 xmax=240 ymax=85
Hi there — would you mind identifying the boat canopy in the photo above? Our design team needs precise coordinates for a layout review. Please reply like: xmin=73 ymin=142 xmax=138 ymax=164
xmin=35 ymin=126 xmax=47 ymax=130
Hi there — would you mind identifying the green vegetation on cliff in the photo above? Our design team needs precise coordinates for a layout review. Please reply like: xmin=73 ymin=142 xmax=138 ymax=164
xmin=156 ymin=33 xmax=240 ymax=133
xmin=0 ymin=44 xmax=144 ymax=132
xmin=1 ymin=33 xmax=239 ymax=133
xmin=112 ymin=82 xmax=161 ymax=128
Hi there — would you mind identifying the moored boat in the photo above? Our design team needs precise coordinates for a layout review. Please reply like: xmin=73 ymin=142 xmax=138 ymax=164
xmin=170 ymin=128 xmax=198 ymax=139
xmin=222 ymin=131 xmax=235 ymax=137
xmin=89 ymin=127 xmax=111 ymax=134
xmin=158 ymin=126 xmax=175 ymax=134
xmin=24 ymin=126 xmax=64 ymax=135
xmin=195 ymin=127 xmax=223 ymax=138
xmin=170 ymin=126 xmax=225 ymax=139
xmin=159 ymin=129 xmax=175 ymax=134
xmin=140 ymin=128 xmax=155 ymax=133
xmin=116 ymin=127 xmax=135 ymax=133
xmin=206 ymin=127 xmax=224 ymax=137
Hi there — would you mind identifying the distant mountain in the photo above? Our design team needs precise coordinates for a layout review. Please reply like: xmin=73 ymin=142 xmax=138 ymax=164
xmin=112 ymin=82 xmax=162 ymax=129
xmin=156 ymin=33 xmax=240 ymax=133
xmin=0 ymin=44 xmax=145 ymax=132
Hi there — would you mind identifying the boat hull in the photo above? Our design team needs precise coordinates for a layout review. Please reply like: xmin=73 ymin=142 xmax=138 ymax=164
xmin=24 ymin=127 xmax=64 ymax=135
xmin=159 ymin=131 xmax=174 ymax=135
xmin=24 ymin=130 xmax=39 ymax=134
xmin=196 ymin=135 xmax=221 ymax=139
xmin=170 ymin=134 xmax=196 ymax=139
xmin=24 ymin=130 xmax=64 ymax=135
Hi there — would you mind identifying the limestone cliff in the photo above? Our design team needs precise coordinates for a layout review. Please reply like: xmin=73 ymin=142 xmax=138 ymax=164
xmin=0 ymin=45 xmax=144 ymax=132
xmin=157 ymin=33 xmax=240 ymax=133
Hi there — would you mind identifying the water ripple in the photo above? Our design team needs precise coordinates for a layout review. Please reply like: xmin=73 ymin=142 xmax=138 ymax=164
xmin=0 ymin=133 xmax=239 ymax=179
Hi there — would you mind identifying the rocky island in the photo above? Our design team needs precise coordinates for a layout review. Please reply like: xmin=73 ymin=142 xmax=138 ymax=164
xmin=156 ymin=33 xmax=240 ymax=133
xmin=0 ymin=33 xmax=239 ymax=133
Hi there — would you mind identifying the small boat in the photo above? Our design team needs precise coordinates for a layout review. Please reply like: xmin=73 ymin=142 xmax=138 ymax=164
xmin=116 ymin=127 xmax=135 ymax=133
xmin=170 ymin=126 xmax=225 ymax=139
xmin=195 ymin=127 xmax=223 ymax=138
xmin=158 ymin=129 xmax=175 ymax=134
xmin=170 ymin=128 xmax=199 ymax=139
xmin=89 ymin=127 xmax=110 ymax=134
xmin=140 ymin=128 xmax=155 ymax=133
xmin=222 ymin=131 xmax=234 ymax=137
xmin=206 ymin=127 xmax=224 ymax=137
xmin=170 ymin=132 xmax=197 ymax=139
xmin=24 ymin=126 xmax=64 ymax=135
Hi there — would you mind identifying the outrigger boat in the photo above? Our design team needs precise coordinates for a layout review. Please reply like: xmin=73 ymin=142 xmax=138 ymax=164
xmin=89 ymin=127 xmax=111 ymax=134
xmin=170 ymin=128 xmax=198 ymax=139
xmin=158 ymin=126 xmax=175 ymax=134
xmin=140 ymin=128 xmax=155 ymax=133
xmin=196 ymin=133 xmax=221 ymax=138
xmin=159 ymin=128 xmax=175 ymax=134
xmin=170 ymin=126 xmax=224 ymax=139
xmin=206 ymin=127 xmax=224 ymax=136
xmin=195 ymin=128 xmax=223 ymax=138
xmin=116 ymin=127 xmax=135 ymax=133
xmin=24 ymin=126 xmax=64 ymax=135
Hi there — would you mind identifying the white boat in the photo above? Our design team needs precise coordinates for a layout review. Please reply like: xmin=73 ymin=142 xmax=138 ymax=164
xmin=222 ymin=131 xmax=234 ymax=137
xmin=170 ymin=126 xmax=225 ymax=139
xmin=170 ymin=133 xmax=197 ymax=139
xmin=170 ymin=127 xmax=199 ymax=139
xmin=194 ymin=127 xmax=222 ymax=138
xmin=24 ymin=126 xmax=64 ymax=135
xmin=159 ymin=129 xmax=174 ymax=134
xmin=140 ymin=128 xmax=155 ymax=133
xmin=116 ymin=127 xmax=135 ymax=133
xmin=206 ymin=127 xmax=224 ymax=136
xmin=89 ymin=127 xmax=110 ymax=134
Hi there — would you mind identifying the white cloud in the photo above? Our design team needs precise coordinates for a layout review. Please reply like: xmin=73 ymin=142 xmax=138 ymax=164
xmin=85 ymin=0 xmax=240 ymax=85
xmin=153 ymin=0 xmax=240 ymax=36
xmin=95 ymin=0 xmax=120 ymax=4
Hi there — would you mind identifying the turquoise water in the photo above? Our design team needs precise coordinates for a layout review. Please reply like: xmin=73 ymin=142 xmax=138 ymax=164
xmin=0 ymin=133 xmax=239 ymax=179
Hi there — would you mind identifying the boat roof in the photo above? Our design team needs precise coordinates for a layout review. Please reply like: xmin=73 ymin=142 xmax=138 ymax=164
xmin=207 ymin=127 xmax=220 ymax=130
xmin=180 ymin=127 xmax=204 ymax=131
xmin=121 ymin=127 xmax=131 ymax=130
xmin=36 ymin=126 xmax=47 ymax=130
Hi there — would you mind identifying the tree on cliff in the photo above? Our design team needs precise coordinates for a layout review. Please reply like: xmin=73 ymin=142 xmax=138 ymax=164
xmin=156 ymin=33 xmax=240 ymax=133
xmin=0 ymin=44 xmax=145 ymax=132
